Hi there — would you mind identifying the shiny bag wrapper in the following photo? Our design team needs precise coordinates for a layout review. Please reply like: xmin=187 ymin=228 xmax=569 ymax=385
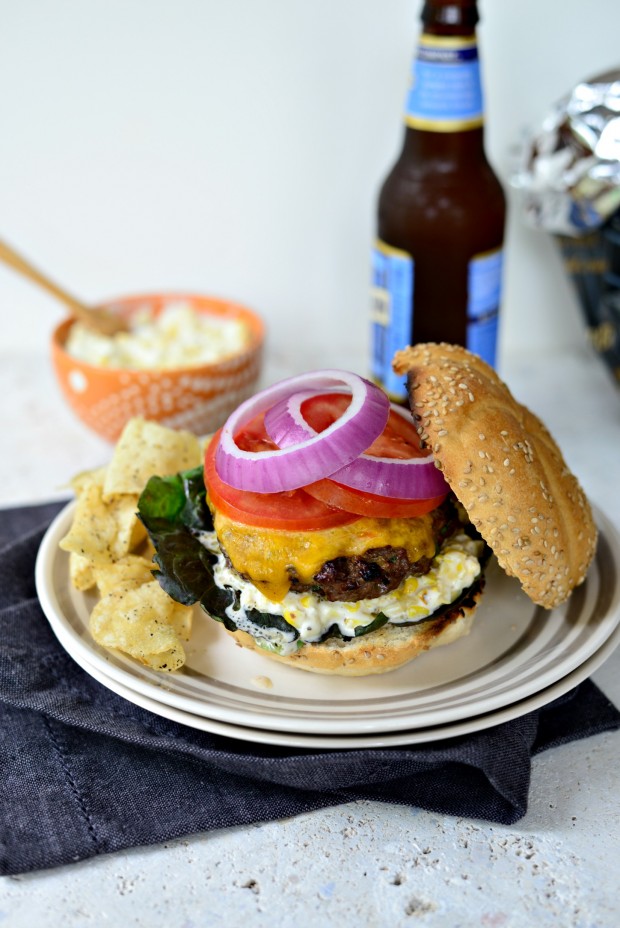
xmin=513 ymin=70 xmax=620 ymax=383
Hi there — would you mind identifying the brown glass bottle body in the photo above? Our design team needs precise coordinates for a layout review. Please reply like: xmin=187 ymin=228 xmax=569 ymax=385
xmin=372 ymin=1 xmax=506 ymax=398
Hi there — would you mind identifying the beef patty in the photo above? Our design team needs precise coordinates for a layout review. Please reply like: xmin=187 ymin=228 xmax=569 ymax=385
xmin=287 ymin=498 xmax=460 ymax=602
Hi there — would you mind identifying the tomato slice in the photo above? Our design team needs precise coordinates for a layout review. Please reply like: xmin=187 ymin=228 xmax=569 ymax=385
xmin=204 ymin=394 xmax=445 ymax=528
xmin=204 ymin=429 xmax=359 ymax=531
xmin=300 ymin=393 xmax=446 ymax=517
xmin=304 ymin=479 xmax=446 ymax=519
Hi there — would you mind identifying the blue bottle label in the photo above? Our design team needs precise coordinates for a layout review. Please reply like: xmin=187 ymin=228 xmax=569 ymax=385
xmin=370 ymin=242 xmax=503 ymax=398
xmin=405 ymin=34 xmax=483 ymax=132
xmin=466 ymin=248 xmax=503 ymax=367
xmin=370 ymin=241 xmax=413 ymax=401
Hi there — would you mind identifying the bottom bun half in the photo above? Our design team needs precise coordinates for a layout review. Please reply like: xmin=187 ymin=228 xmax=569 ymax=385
xmin=224 ymin=581 xmax=485 ymax=677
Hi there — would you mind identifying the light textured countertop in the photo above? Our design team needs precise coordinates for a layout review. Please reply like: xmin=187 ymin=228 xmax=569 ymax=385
xmin=1 ymin=343 xmax=620 ymax=927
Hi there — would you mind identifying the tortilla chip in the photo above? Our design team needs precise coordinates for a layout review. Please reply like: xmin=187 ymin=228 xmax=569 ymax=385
xmin=93 ymin=554 xmax=156 ymax=597
xmin=62 ymin=415 xmax=200 ymax=673
xmin=167 ymin=600 xmax=193 ymax=642
xmin=69 ymin=466 xmax=108 ymax=498
xmin=103 ymin=418 xmax=201 ymax=499
xmin=59 ymin=480 xmax=117 ymax=564
xmin=107 ymin=494 xmax=147 ymax=558
xmin=69 ymin=552 xmax=97 ymax=592
xmin=59 ymin=482 xmax=144 ymax=564
xmin=89 ymin=580 xmax=189 ymax=672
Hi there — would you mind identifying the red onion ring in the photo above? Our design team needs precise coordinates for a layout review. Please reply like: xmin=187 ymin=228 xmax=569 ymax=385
xmin=263 ymin=389 xmax=325 ymax=447
xmin=215 ymin=371 xmax=390 ymax=493
xmin=264 ymin=391 xmax=450 ymax=500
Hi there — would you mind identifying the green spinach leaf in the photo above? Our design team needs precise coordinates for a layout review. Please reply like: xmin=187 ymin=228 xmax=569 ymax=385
xmin=137 ymin=467 xmax=394 ymax=649
xmin=137 ymin=467 xmax=233 ymax=614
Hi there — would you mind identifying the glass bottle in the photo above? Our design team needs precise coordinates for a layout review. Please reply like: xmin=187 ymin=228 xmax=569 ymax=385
xmin=370 ymin=0 xmax=506 ymax=401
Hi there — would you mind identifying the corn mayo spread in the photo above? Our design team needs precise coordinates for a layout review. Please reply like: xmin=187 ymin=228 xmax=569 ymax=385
xmin=200 ymin=531 xmax=484 ymax=656
xmin=65 ymin=302 xmax=250 ymax=370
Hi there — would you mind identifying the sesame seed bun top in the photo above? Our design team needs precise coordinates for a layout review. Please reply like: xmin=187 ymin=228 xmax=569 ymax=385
xmin=392 ymin=343 xmax=597 ymax=609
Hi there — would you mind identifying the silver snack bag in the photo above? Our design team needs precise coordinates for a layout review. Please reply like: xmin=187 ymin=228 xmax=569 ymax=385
xmin=514 ymin=69 xmax=620 ymax=236
xmin=513 ymin=70 xmax=620 ymax=384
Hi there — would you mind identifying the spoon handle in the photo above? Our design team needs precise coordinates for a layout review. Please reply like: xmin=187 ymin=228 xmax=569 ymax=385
xmin=0 ymin=238 xmax=126 ymax=334
xmin=0 ymin=238 xmax=91 ymax=315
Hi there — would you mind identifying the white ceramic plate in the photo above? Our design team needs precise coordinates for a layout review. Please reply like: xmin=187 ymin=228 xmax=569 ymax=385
xmin=36 ymin=502 xmax=620 ymax=737
xmin=60 ymin=622 xmax=620 ymax=748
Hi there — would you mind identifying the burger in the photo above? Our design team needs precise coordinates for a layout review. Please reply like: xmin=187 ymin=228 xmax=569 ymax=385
xmin=138 ymin=344 xmax=597 ymax=676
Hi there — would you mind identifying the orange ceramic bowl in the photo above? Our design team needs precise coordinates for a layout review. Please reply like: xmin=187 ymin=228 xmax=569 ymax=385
xmin=51 ymin=292 xmax=265 ymax=442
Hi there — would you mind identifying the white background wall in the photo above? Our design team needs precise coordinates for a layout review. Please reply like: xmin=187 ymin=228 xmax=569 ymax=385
xmin=1 ymin=0 xmax=619 ymax=373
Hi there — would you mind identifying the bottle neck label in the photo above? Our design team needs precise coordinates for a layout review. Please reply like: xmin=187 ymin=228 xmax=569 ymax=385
xmin=405 ymin=34 xmax=483 ymax=132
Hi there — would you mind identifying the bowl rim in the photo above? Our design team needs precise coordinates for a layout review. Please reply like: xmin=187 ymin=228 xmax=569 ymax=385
xmin=51 ymin=291 xmax=265 ymax=376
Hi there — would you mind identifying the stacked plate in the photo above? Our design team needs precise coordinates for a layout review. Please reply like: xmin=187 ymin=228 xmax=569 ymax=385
xmin=35 ymin=503 xmax=620 ymax=749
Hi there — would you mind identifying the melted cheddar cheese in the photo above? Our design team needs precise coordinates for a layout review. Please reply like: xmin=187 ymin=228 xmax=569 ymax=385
xmin=211 ymin=511 xmax=438 ymax=602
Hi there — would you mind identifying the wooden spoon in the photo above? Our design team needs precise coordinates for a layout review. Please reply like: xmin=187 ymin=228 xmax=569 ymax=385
xmin=0 ymin=238 xmax=128 ymax=336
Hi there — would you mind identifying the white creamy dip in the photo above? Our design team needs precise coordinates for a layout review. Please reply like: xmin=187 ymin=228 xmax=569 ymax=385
xmin=65 ymin=301 xmax=250 ymax=370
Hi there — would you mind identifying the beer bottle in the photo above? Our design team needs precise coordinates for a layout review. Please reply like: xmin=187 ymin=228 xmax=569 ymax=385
xmin=370 ymin=0 xmax=506 ymax=401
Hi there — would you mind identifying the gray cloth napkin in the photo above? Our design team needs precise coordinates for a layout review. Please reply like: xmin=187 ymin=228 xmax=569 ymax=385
xmin=1 ymin=502 xmax=619 ymax=876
